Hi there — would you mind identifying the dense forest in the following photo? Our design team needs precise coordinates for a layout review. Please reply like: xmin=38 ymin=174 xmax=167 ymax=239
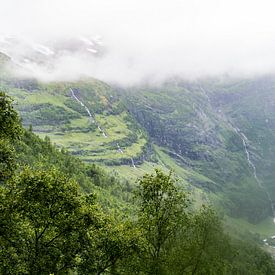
xmin=1 ymin=91 xmax=275 ymax=274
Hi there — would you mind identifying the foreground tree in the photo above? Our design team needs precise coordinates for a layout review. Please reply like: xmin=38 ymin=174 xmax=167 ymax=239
xmin=165 ymin=206 xmax=233 ymax=274
xmin=134 ymin=169 xmax=190 ymax=274
xmin=78 ymin=219 xmax=141 ymax=275
xmin=0 ymin=92 xmax=22 ymax=182
xmin=0 ymin=92 xmax=22 ymax=141
xmin=0 ymin=166 xmax=140 ymax=275
xmin=0 ymin=168 xmax=99 ymax=274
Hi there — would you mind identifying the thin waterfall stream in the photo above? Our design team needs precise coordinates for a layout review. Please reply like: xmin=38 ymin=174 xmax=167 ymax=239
xmin=70 ymin=88 xmax=107 ymax=138
xmin=198 ymin=86 xmax=275 ymax=248
xmin=231 ymin=125 xmax=275 ymax=223
xmin=199 ymin=85 xmax=275 ymax=223
xmin=117 ymin=143 xmax=136 ymax=168
xmin=130 ymin=157 xmax=136 ymax=169
xmin=71 ymin=88 xmax=136 ymax=168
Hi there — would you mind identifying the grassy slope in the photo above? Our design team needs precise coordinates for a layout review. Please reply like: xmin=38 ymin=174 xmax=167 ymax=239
xmin=204 ymin=77 xmax=275 ymax=240
xmin=4 ymin=74 xmax=275 ymax=236
xmin=2 ymin=79 xmax=148 ymax=166
xmin=104 ymin=144 xmax=214 ymax=208
xmin=2 ymin=77 xmax=215 ymax=215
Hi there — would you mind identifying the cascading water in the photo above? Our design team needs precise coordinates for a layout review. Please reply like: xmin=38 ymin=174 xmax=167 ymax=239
xmin=71 ymin=88 xmax=137 ymax=168
xmin=130 ymin=157 xmax=136 ymax=168
xmin=200 ymin=86 xmax=211 ymax=104
xmin=117 ymin=143 xmax=136 ymax=168
xmin=71 ymin=88 xmax=84 ymax=107
xmin=70 ymin=88 xmax=107 ymax=138
xmin=231 ymin=125 xmax=275 ymax=223
xmin=199 ymin=85 xmax=275 ymax=223
xmin=117 ymin=143 xmax=124 ymax=154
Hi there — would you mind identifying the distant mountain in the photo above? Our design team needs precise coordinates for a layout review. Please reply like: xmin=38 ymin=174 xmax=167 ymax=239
xmin=2 ymin=55 xmax=275 ymax=231
xmin=122 ymin=78 xmax=275 ymax=223
xmin=0 ymin=35 xmax=104 ymax=72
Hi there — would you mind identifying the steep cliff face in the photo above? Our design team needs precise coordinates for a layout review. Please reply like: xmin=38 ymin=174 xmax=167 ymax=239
xmin=207 ymin=77 xmax=275 ymax=217
xmin=122 ymin=79 xmax=275 ymax=223
xmin=124 ymin=84 xmax=221 ymax=161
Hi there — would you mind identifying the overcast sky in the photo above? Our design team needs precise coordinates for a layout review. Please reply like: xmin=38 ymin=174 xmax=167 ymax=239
xmin=1 ymin=0 xmax=275 ymax=85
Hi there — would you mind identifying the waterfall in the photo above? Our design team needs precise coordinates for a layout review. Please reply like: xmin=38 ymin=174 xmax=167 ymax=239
xmin=130 ymin=157 xmax=136 ymax=168
xmin=232 ymin=125 xmax=275 ymax=223
xmin=71 ymin=88 xmax=93 ymax=120
xmin=117 ymin=143 xmax=124 ymax=154
xmin=97 ymin=125 xmax=107 ymax=138
xmin=70 ymin=88 xmax=107 ymax=137
xmin=117 ymin=143 xmax=136 ymax=168
xmin=84 ymin=106 xmax=92 ymax=117
xmin=71 ymin=88 xmax=139 ymax=169
xmin=198 ymin=85 xmax=275 ymax=223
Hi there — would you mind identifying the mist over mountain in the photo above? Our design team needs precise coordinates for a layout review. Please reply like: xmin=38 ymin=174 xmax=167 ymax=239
xmin=3 ymin=0 xmax=275 ymax=272
xmin=0 ymin=34 xmax=106 ymax=81
xmin=2 ymin=0 xmax=275 ymax=85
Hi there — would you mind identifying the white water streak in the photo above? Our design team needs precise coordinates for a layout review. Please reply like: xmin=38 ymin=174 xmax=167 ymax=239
xmin=70 ymin=88 xmax=108 ymax=137
xmin=71 ymin=88 xmax=137 ymax=168
xmin=117 ymin=143 xmax=136 ymax=168
xmin=117 ymin=143 xmax=124 ymax=154
xmin=130 ymin=157 xmax=136 ymax=168
xmin=232 ymin=125 xmax=275 ymax=223
xmin=199 ymin=85 xmax=275 ymax=223
xmin=200 ymin=86 xmax=211 ymax=104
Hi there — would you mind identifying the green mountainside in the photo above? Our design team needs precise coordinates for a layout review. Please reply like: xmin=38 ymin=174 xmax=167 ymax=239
xmin=1 ymin=77 xmax=210 ymax=203
xmin=2 ymin=60 xmax=275 ymax=232
xmin=1 ymin=92 xmax=275 ymax=274
xmin=1 ymin=79 xmax=148 ymax=165
xmin=122 ymin=81 xmax=272 ymax=223
xmin=207 ymin=77 xmax=275 ymax=205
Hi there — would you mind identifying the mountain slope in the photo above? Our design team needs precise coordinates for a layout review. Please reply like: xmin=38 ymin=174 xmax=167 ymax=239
xmin=3 ymin=70 xmax=275 ymax=225
xmin=2 ymin=78 xmax=149 ymax=166
xmin=122 ymin=80 xmax=273 ymax=223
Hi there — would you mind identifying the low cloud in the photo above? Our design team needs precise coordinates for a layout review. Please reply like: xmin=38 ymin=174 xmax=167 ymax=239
xmin=1 ymin=0 xmax=275 ymax=85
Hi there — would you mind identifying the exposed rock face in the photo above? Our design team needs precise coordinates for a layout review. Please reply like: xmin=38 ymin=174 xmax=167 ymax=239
xmin=124 ymin=84 xmax=223 ymax=162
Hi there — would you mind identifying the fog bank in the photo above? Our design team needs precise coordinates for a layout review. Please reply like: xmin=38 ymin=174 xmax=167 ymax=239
xmin=1 ymin=0 xmax=275 ymax=85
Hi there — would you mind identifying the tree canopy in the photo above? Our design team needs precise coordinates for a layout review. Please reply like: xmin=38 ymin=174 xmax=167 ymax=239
xmin=1 ymin=91 xmax=275 ymax=274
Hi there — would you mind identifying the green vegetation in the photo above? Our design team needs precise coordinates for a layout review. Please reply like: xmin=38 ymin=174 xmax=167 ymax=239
xmin=3 ymin=75 xmax=275 ymax=226
xmin=1 ymin=78 xmax=148 ymax=166
xmin=206 ymin=77 xmax=275 ymax=215
xmin=1 ymin=91 xmax=275 ymax=274
xmin=122 ymin=81 xmax=274 ymax=223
